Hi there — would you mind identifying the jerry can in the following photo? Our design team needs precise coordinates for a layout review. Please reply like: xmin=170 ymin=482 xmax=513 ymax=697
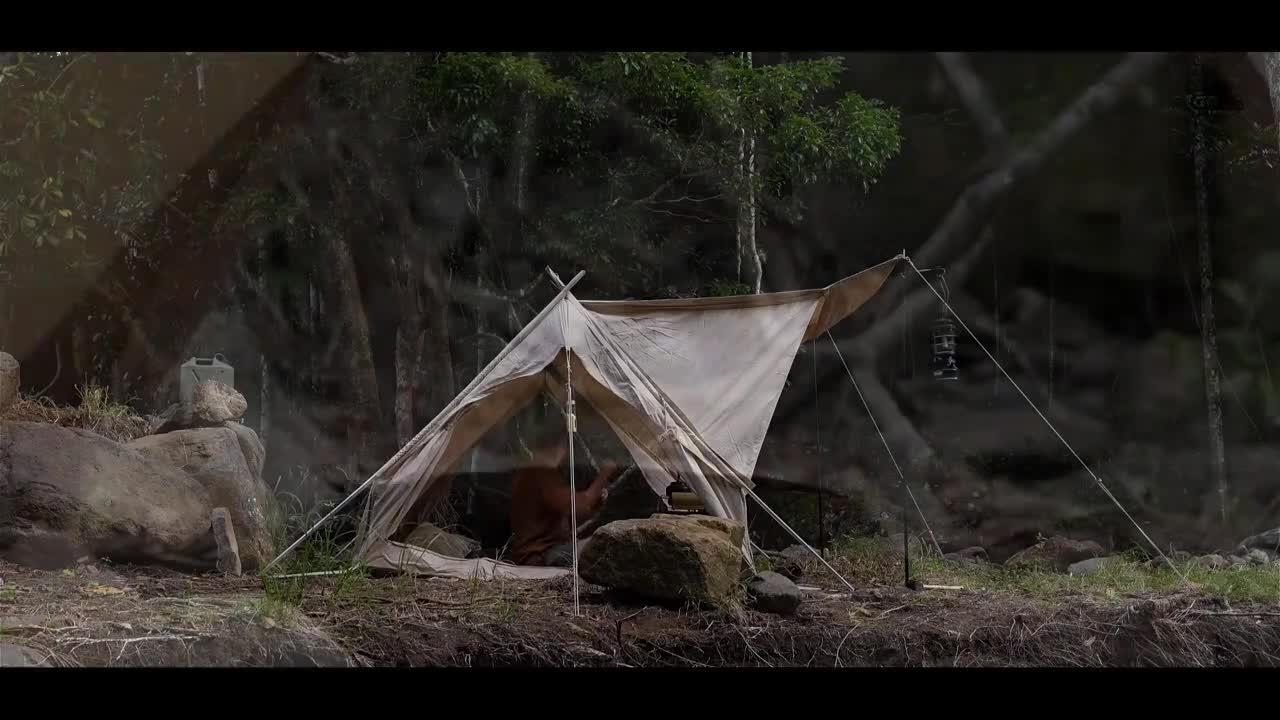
xmin=179 ymin=354 xmax=234 ymax=406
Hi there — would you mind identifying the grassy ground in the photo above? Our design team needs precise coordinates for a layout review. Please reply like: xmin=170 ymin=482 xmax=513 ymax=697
xmin=815 ymin=537 xmax=1280 ymax=606
xmin=4 ymin=534 xmax=1279 ymax=667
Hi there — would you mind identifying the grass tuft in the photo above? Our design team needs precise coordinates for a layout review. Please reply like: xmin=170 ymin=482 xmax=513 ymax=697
xmin=0 ymin=384 xmax=149 ymax=443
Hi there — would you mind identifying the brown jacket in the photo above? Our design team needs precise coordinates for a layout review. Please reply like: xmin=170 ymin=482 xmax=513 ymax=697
xmin=509 ymin=444 xmax=616 ymax=566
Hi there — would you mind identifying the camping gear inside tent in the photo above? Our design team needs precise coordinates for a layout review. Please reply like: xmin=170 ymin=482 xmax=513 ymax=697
xmin=271 ymin=256 xmax=904 ymax=582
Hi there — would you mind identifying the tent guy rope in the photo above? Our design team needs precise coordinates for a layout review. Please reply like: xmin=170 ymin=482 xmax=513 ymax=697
xmin=903 ymin=257 xmax=1188 ymax=584
xmin=826 ymin=330 xmax=944 ymax=558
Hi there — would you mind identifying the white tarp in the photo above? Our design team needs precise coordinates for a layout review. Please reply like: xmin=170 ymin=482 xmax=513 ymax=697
xmin=353 ymin=257 xmax=901 ymax=579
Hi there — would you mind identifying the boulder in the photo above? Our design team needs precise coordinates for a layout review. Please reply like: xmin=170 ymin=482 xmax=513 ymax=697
xmin=918 ymin=386 xmax=1113 ymax=474
xmin=0 ymin=351 xmax=18 ymax=412
xmin=746 ymin=571 xmax=803 ymax=616
xmin=405 ymin=521 xmax=479 ymax=558
xmin=1068 ymin=556 xmax=1118 ymax=576
xmin=1005 ymin=536 xmax=1104 ymax=573
xmin=1237 ymin=528 xmax=1280 ymax=555
xmin=1 ymin=643 xmax=49 ymax=667
xmin=579 ymin=516 xmax=745 ymax=608
xmin=222 ymin=421 xmax=265 ymax=480
xmin=128 ymin=428 xmax=274 ymax=572
xmin=649 ymin=513 xmax=745 ymax=547
xmin=0 ymin=421 xmax=215 ymax=570
xmin=766 ymin=544 xmax=813 ymax=581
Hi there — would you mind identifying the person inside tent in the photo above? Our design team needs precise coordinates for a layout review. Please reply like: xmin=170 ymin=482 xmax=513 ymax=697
xmin=509 ymin=425 xmax=619 ymax=567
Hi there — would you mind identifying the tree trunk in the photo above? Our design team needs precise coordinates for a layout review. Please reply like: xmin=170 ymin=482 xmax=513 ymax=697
xmin=257 ymin=234 xmax=270 ymax=454
xmin=1191 ymin=53 xmax=1228 ymax=525
xmin=195 ymin=54 xmax=218 ymax=191
xmin=327 ymin=225 xmax=381 ymax=481
xmin=509 ymin=52 xmax=538 ymax=217
xmin=394 ymin=320 xmax=421 ymax=447
xmin=737 ymin=51 xmax=762 ymax=293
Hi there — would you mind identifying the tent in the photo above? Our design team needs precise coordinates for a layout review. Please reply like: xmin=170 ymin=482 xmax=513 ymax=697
xmin=269 ymin=248 xmax=1186 ymax=593
xmin=271 ymin=255 xmax=904 ymax=582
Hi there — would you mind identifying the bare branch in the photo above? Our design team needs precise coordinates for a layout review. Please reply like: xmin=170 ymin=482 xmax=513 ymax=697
xmin=856 ymin=233 xmax=993 ymax=358
xmin=935 ymin=52 xmax=1009 ymax=149
xmin=452 ymin=274 xmax=546 ymax=310
xmin=913 ymin=53 xmax=1169 ymax=273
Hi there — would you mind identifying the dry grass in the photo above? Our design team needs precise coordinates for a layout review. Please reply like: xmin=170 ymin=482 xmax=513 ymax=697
xmin=1 ymin=384 xmax=150 ymax=443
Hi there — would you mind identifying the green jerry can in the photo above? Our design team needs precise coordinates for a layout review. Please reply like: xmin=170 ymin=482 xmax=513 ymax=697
xmin=179 ymin=354 xmax=234 ymax=407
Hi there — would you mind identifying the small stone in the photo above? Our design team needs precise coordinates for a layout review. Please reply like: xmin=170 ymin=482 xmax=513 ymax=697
xmin=1191 ymin=554 xmax=1228 ymax=571
xmin=746 ymin=571 xmax=803 ymax=616
xmin=1068 ymin=556 xmax=1118 ymax=576
xmin=1246 ymin=549 xmax=1271 ymax=566
xmin=210 ymin=507 xmax=242 ymax=577
xmin=193 ymin=381 xmax=247 ymax=424
xmin=1237 ymin=528 xmax=1280 ymax=555
xmin=944 ymin=546 xmax=988 ymax=563
xmin=1006 ymin=536 xmax=1105 ymax=573
xmin=1228 ymin=554 xmax=1250 ymax=567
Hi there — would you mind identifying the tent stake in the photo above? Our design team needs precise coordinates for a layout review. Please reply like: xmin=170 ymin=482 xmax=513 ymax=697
xmin=263 ymin=270 xmax=587 ymax=575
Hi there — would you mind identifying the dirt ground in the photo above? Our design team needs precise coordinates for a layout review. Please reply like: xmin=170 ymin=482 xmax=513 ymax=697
xmin=4 ymin=557 xmax=1279 ymax=667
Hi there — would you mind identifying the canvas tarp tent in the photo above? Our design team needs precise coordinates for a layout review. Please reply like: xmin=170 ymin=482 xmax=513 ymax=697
xmin=280 ymin=256 xmax=903 ymax=581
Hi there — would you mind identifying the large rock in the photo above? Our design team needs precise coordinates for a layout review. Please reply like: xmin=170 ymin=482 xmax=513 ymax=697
xmin=0 ymin=421 xmax=215 ymax=570
xmin=919 ymin=397 xmax=1113 ymax=474
xmin=579 ymin=515 xmax=745 ymax=608
xmin=1005 ymin=536 xmax=1104 ymax=573
xmin=746 ymin=571 xmax=803 ymax=616
xmin=128 ymin=428 xmax=273 ymax=572
xmin=405 ymin=521 xmax=479 ymax=558
xmin=222 ymin=421 xmax=265 ymax=480
xmin=0 ymin=351 xmax=18 ymax=412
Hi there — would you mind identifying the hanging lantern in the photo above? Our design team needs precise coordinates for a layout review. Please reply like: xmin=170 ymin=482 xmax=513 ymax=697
xmin=930 ymin=316 xmax=959 ymax=381
xmin=928 ymin=270 xmax=959 ymax=382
